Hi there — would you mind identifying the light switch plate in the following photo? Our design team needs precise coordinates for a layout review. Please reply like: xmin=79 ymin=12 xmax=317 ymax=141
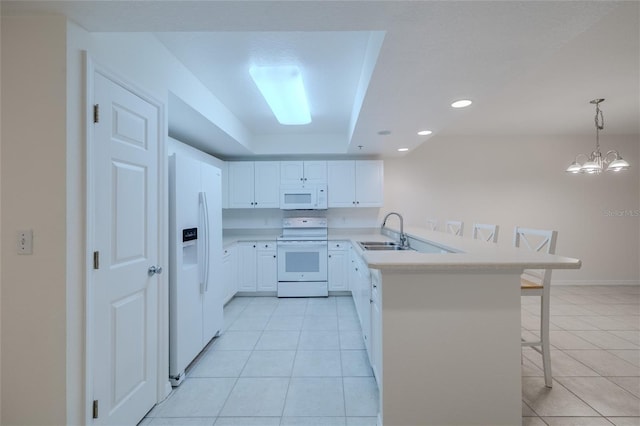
xmin=17 ymin=230 xmax=33 ymax=255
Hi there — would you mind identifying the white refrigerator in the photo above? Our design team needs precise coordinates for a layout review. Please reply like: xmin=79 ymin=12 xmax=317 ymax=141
xmin=169 ymin=153 xmax=223 ymax=386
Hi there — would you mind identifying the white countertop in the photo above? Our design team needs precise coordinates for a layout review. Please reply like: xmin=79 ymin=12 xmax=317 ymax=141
xmin=222 ymin=226 xmax=581 ymax=272
xmin=355 ymin=226 xmax=581 ymax=272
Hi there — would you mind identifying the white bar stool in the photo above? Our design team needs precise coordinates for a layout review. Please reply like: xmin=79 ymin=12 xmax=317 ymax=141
xmin=514 ymin=226 xmax=558 ymax=388
xmin=472 ymin=223 xmax=500 ymax=243
xmin=445 ymin=220 xmax=464 ymax=236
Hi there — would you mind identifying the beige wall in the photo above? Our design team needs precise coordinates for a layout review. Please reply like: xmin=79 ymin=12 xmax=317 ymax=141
xmin=1 ymin=15 xmax=225 ymax=424
xmin=384 ymin=134 xmax=640 ymax=284
xmin=0 ymin=13 xmax=3 ymax=422
xmin=68 ymin=19 xmax=237 ymax=424
xmin=1 ymin=16 xmax=69 ymax=425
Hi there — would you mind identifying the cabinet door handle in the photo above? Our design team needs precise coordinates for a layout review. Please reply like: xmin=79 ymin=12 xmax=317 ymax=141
xmin=329 ymin=254 xmax=332 ymax=258
xmin=273 ymin=255 xmax=276 ymax=258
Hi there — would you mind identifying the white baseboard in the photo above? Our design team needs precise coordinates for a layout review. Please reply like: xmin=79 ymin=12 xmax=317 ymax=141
xmin=552 ymin=279 xmax=640 ymax=286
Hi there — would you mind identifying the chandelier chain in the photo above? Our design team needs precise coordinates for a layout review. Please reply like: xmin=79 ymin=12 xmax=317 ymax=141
xmin=594 ymin=101 xmax=604 ymax=152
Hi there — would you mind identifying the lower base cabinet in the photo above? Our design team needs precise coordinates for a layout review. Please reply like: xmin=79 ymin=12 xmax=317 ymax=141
xmin=256 ymin=242 xmax=277 ymax=291
xmin=328 ymin=241 xmax=350 ymax=291
xmin=236 ymin=242 xmax=258 ymax=291
xmin=351 ymin=248 xmax=382 ymax=388
xmin=222 ymin=245 xmax=237 ymax=304
xmin=236 ymin=241 xmax=277 ymax=293
xmin=370 ymin=270 xmax=382 ymax=387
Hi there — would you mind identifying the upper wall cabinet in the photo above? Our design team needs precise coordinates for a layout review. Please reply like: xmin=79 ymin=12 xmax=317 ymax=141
xmin=281 ymin=161 xmax=327 ymax=186
xmin=327 ymin=160 xmax=384 ymax=208
xmin=220 ymin=162 xmax=229 ymax=209
xmin=228 ymin=161 xmax=280 ymax=208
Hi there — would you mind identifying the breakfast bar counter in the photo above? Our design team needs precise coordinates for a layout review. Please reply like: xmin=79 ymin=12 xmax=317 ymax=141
xmin=348 ymin=227 xmax=581 ymax=426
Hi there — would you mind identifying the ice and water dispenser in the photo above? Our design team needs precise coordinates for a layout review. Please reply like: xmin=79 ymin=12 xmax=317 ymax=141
xmin=182 ymin=227 xmax=198 ymax=266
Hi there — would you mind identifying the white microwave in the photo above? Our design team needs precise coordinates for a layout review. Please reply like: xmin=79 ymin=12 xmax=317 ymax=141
xmin=280 ymin=184 xmax=328 ymax=210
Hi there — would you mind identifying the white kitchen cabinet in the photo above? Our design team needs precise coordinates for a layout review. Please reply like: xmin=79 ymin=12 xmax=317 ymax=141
xmin=256 ymin=242 xmax=278 ymax=291
xmin=328 ymin=241 xmax=350 ymax=291
xmin=350 ymin=249 xmax=372 ymax=353
xmin=355 ymin=161 xmax=384 ymax=207
xmin=254 ymin=162 xmax=281 ymax=208
xmin=281 ymin=160 xmax=327 ymax=185
xmin=222 ymin=244 xmax=237 ymax=305
xmin=220 ymin=161 xmax=229 ymax=209
xmin=327 ymin=161 xmax=355 ymax=208
xmin=228 ymin=162 xmax=254 ymax=208
xmin=359 ymin=263 xmax=372 ymax=358
xmin=327 ymin=160 xmax=383 ymax=207
xmin=370 ymin=270 xmax=382 ymax=387
xmin=236 ymin=241 xmax=278 ymax=293
xmin=228 ymin=161 xmax=280 ymax=208
xmin=236 ymin=242 xmax=258 ymax=291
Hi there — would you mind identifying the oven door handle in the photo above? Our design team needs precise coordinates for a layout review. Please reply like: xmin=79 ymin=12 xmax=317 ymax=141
xmin=277 ymin=241 xmax=328 ymax=248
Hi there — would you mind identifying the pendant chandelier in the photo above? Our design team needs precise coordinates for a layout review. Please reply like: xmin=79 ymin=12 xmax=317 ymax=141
xmin=566 ymin=99 xmax=630 ymax=174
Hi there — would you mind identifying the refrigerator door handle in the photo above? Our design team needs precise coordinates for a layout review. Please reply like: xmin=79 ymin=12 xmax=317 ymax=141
xmin=199 ymin=191 xmax=211 ymax=293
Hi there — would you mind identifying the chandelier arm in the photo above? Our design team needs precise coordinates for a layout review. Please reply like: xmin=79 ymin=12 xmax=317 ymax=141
xmin=604 ymin=150 xmax=621 ymax=164
xmin=574 ymin=153 xmax=590 ymax=163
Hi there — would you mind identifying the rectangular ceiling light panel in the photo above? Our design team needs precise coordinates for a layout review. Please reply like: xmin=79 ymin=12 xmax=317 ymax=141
xmin=249 ymin=65 xmax=311 ymax=125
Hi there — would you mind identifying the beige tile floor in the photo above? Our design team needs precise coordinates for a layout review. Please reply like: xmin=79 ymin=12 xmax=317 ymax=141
xmin=144 ymin=286 xmax=639 ymax=426
xmin=521 ymin=285 xmax=639 ymax=426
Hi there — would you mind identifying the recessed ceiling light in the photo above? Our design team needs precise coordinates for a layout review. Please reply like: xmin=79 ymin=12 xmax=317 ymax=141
xmin=451 ymin=99 xmax=472 ymax=108
xmin=417 ymin=130 xmax=432 ymax=136
xmin=249 ymin=65 xmax=311 ymax=125
xmin=377 ymin=130 xmax=391 ymax=136
xmin=398 ymin=148 xmax=409 ymax=152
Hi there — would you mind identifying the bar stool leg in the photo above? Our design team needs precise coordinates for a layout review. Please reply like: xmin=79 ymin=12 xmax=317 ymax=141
xmin=541 ymin=292 xmax=552 ymax=388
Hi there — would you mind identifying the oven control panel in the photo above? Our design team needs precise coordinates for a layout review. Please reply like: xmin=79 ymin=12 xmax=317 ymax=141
xmin=282 ymin=217 xmax=328 ymax=228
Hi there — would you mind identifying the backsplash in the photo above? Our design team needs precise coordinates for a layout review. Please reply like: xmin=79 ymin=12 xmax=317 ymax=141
xmin=222 ymin=207 xmax=381 ymax=229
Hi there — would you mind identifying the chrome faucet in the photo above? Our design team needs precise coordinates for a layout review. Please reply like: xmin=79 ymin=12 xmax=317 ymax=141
xmin=381 ymin=212 xmax=408 ymax=247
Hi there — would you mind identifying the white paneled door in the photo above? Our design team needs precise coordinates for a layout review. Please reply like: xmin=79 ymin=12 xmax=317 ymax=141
xmin=91 ymin=71 xmax=160 ymax=425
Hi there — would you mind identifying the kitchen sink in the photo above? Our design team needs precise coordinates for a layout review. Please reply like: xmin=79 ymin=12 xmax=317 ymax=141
xmin=361 ymin=245 xmax=413 ymax=251
xmin=358 ymin=241 xmax=398 ymax=246
xmin=358 ymin=241 xmax=413 ymax=251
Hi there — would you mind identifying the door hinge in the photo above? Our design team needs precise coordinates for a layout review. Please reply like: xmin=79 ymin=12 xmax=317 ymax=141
xmin=92 ymin=399 xmax=99 ymax=419
xmin=93 ymin=104 xmax=99 ymax=123
xmin=93 ymin=251 xmax=100 ymax=270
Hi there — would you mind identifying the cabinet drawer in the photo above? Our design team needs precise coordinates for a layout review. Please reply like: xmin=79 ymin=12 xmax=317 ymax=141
xmin=329 ymin=241 xmax=349 ymax=250
xmin=257 ymin=242 xmax=276 ymax=250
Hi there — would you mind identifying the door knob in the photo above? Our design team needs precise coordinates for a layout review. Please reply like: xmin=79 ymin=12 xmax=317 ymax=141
xmin=148 ymin=265 xmax=163 ymax=276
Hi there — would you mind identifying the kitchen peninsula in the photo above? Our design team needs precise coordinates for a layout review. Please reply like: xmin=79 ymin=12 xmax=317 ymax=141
xmin=352 ymin=226 xmax=581 ymax=426
xmin=222 ymin=226 xmax=581 ymax=425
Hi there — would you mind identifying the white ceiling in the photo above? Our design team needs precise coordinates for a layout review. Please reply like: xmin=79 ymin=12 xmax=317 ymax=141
xmin=3 ymin=1 xmax=639 ymax=159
